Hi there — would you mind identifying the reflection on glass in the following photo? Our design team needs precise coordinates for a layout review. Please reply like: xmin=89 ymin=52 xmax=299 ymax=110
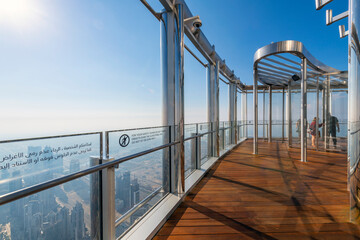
xmin=0 ymin=174 xmax=98 ymax=240
xmin=114 ymin=151 xmax=166 ymax=238
xmin=0 ymin=134 xmax=101 ymax=239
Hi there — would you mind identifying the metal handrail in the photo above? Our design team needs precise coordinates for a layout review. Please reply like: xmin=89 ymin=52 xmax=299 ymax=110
xmin=115 ymin=186 xmax=163 ymax=228
xmin=183 ymin=130 xmax=215 ymax=142
xmin=350 ymin=129 xmax=360 ymax=135
xmin=0 ymin=141 xmax=180 ymax=206
xmin=106 ymin=125 xmax=170 ymax=134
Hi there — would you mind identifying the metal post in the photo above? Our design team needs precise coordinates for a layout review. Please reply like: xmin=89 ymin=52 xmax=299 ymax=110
xmin=282 ymin=88 xmax=285 ymax=142
xmin=176 ymin=3 xmax=185 ymax=194
xmin=268 ymin=85 xmax=272 ymax=142
xmin=207 ymin=61 xmax=219 ymax=156
xmin=245 ymin=92 xmax=248 ymax=138
xmin=253 ymin=69 xmax=258 ymax=154
xmin=160 ymin=4 xmax=185 ymax=194
xmin=223 ymin=126 xmax=225 ymax=149
xmin=324 ymin=76 xmax=330 ymax=150
xmin=207 ymin=63 xmax=215 ymax=156
xmin=101 ymin=158 xmax=115 ymax=240
xmin=191 ymin=133 xmax=201 ymax=170
xmin=215 ymin=61 xmax=220 ymax=156
xmin=287 ymin=82 xmax=292 ymax=146
xmin=234 ymin=84 xmax=238 ymax=144
xmin=242 ymin=92 xmax=248 ymax=138
xmin=301 ymin=58 xmax=307 ymax=162
xmin=349 ymin=0 xmax=360 ymax=222
xmin=322 ymin=88 xmax=325 ymax=142
xmin=263 ymin=89 xmax=266 ymax=139
xmin=197 ymin=135 xmax=201 ymax=169
xmin=316 ymin=76 xmax=319 ymax=150
xmin=229 ymin=82 xmax=235 ymax=144
xmin=90 ymin=157 xmax=101 ymax=240
xmin=329 ymin=91 xmax=332 ymax=115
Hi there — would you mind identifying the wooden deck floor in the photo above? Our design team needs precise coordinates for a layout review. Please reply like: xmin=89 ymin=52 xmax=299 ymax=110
xmin=153 ymin=140 xmax=360 ymax=240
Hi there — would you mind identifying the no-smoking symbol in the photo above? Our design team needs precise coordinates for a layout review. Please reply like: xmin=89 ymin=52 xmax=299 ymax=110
xmin=119 ymin=134 xmax=130 ymax=147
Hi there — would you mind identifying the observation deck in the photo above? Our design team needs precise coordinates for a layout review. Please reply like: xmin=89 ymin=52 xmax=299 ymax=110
xmin=0 ymin=0 xmax=359 ymax=239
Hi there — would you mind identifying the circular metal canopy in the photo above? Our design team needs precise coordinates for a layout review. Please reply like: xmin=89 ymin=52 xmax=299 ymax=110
xmin=253 ymin=40 xmax=347 ymax=88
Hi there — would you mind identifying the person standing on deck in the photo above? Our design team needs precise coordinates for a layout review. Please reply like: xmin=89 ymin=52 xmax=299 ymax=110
xmin=296 ymin=119 xmax=301 ymax=137
xmin=329 ymin=115 xmax=340 ymax=148
xmin=309 ymin=117 xmax=323 ymax=148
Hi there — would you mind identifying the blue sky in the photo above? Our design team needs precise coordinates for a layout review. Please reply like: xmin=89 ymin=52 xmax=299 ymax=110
xmin=0 ymin=0 xmax=348 ymax=139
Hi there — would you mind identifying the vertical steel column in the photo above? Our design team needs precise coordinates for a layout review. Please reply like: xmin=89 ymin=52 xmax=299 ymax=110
xmin=191 ymin=133 xmax=201 ymax=170
xmin=324 ymin=76 xmax=330 ymax=150
xmin=176 ymin=3 xmax=185 ymax=194
xmin=301 ymin=58 xmax=307 ymax=162
xmin=160 ymin=4 xmax=184 ymax=194
xmin=268 ymin=85 xmax=272 ymax=142
xmin=234 ymin=83 xmax=238 ymax=144
xmin=253 ymin=69 xmax=258 ymax=154
xmin=242 ymin=92 xmax=248 ymax=138
xmin=329 ymin=91 xmax=332 ymax=115
xmin=316 ymin=76 xmax=319 ymax=150
xmin=349 ymin=0 xmax=360 ymax=223
xmin=90 ymin=157 xmax=101 ymax=240
xmin=207 ymin=63 xmax=216 ymax=156
xmin=282 ymin=88 xmax=285 ymax=141
xmin=102 ymin=158 xmax=115 ymax=240
xmin=322 ymin=88 xmax=325 ymax=141
xmin=245 ymin=92 xmax=248 ymax=138
xmin=287 ymin=82 xmax=292 ymax=146
xmin=229 ymin=82 xmax=236 ymax=144
xmin=215 ymin=61 xmax=220 ymax=156
xmin=263 ymin=89 xmax=266 ymax=139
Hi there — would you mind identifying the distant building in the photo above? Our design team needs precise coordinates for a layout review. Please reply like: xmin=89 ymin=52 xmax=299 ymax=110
xmin=130 ymin=178 xmax=140 ymax=206
xmin=71 ymin=202 xmax=86 ymax=240
xmin=116 ymin=171 xmax=131 ymax=211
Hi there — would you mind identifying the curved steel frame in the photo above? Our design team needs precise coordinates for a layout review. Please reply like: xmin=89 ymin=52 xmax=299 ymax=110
xmin=254 ymin=40 xmax=340 ymax=74
xmin=348 ymin=0 xmax=360 ymax=224
xmin=253 ymin=40 xmax=347 ymax=163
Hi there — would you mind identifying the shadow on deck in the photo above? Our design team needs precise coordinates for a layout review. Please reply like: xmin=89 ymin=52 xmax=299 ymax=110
xmin=153 ymin=140 xmax=359 ymax=239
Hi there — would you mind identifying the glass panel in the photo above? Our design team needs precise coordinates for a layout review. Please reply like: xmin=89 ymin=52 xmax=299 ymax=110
xmin=224 ymin=122 xmax=230 ymax=148
xmin=114 ymin=150 xmax=167 ymax=238
xmin=198 ymin=123 xmax=210 ymax=164
xmin=0 ymin=133 xmax=101 ymax=195
xmin=246 ymin=93 xmax=254 ymax=138
xmin=0 ymin=173 xmax=100 ymax=240
xmin=271 ymin=92 xmax=284 ymax=139
xmin=291 ymin=83 xmax=301 ymax=147
xmin=107 ymin=127 xmax=168 ymax=159
xmin=106 ymin=127 xmax=170 ymax=237
xmin=329 ymin=82 xmax=348 ymax=152
xmin=184 ymin=124 xmax=197 ymax=176
xmin=219 ymin=122 xmax=225 ymax=152
xmin=219 ymin=79 xmax=229 ymax=123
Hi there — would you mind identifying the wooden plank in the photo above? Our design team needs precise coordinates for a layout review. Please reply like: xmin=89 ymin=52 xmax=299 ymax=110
xmin=153 ymin=140 xmax=358 ymax=239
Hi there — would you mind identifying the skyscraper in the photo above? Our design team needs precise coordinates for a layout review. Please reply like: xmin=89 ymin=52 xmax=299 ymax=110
xmin=130 ymin=178 xmax=140 ymax=206
xmin=71 ymin=201 xmax=86 ymax=240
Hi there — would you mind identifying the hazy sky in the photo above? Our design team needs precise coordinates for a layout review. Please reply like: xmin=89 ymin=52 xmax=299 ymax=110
xmin=0 ymin=0 xmax=348 ymax=139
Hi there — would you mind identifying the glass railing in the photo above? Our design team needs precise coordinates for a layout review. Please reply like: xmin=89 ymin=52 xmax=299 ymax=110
xmin=0 ymin=133 xmax=102 ymax=240
xmin=0 ymin=122 xmax=241 ymax=239
xmin=105 ymin=126 xmax=169 ymax=237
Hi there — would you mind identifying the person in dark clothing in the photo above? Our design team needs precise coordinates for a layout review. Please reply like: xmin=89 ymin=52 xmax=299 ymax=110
xmin=329 ymin=115 xmax=340 ymax=148
xmin=296 ymin=119 xmax=301 ymax=136
xmin=309 ymin=117 xmax=323 ymax=148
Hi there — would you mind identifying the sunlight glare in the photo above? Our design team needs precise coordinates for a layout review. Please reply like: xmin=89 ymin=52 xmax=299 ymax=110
xmin=0 ymin=0 xmax=43 ymax=28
